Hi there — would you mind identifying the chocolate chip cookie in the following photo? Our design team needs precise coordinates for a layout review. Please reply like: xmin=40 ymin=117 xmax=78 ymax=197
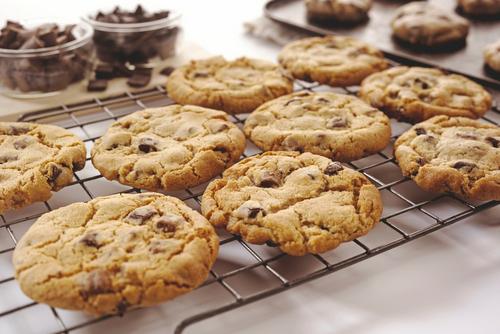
xmin=0 ymin=122 xmax=86 ymax=213
xmin=91 ymin=105 xmax=246 ymax=191
xmin=391 ymin=2 xmax=470 ymax=48
xmin=244 ymin=91 xmax=391 ymax=162
xmin=359 ymin=66 xmax=492 ymax=123
xmin=166 ymin=56 xmax=294 ymax=114
xmin=278 ymin=36 xmax=389 ymax=87
xmin=394 ymin=116 xmax=500 ymax=201
xmin=305 ymin=0 xmax=373 ymax=24
xmin=458 ymin=0 xmax=500 ymax=16
xmin=13 ymin=192 xmax=219 ymax=315
xmin=201 ymin=151 xmax=382 ymax=256
xmin=484 ymin=39 xmax=500 ymax=73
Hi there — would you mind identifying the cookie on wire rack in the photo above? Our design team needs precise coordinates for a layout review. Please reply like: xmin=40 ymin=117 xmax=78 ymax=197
xmin=91 ymin=105 xmax=246 ymax=191
xmin=394 ymin=116 xmax=500 ymax=201
xmin=0 ymin=122 xmax=86 ymax=213
xmin=244 ymin=91 xmax=391 ymax=162
xmin=166 ymin=56 xmax=294 ymax=114
xmin=359 ymin=66 xmax=492 ymax=123
xmin=13 ymin=192 xmax=219 ymax=315
xmin=201 ymin=151 xmax=382 ymax=256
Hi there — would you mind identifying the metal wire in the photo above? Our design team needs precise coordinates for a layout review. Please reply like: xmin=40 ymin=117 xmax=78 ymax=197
xmin=0 ymin=70 xmax=498 ymax=334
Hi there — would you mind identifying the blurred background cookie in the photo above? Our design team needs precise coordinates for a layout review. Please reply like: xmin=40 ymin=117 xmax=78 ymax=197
xmin=305 ymin=0 xmax=373 ymax=25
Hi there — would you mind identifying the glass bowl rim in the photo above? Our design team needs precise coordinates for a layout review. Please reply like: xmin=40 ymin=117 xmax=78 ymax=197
xmin=82 ymin=10 xmax=181 ymax=33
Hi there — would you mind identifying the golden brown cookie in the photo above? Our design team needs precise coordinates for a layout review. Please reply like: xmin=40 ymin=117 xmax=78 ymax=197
xmin=0 ymin=122 xmax=86 ymax=213
xmin=394 ymin=116 xmax=500 ymax=201
xmin=13 ymin=192 xmax=219 ymax=315
xmin=359 ymin=66 xmax=492 ymax=123
xmin=278 ymin=36 xmax=388 ymax=87
xmin=166 ymin=56 xmax=293 ymax=114
xmin=201 ymin=151 xmax=382 ymax=256
xmin=91 ymin=105 xmax=246 ymax=191
xmin=244 ymin=91 xmax=391 ymax=161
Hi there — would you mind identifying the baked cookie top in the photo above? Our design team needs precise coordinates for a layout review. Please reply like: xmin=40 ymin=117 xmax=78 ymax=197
xmin=391 ymin=2 xmax=470 ymax=47
xmin=244 ymin=91 xmax=391 ymax=162
xmin=91 ymin=105 xmax=246 ymax=191
xmin=305 ymin=0 xmax=372 ymax=23
xmin=484 ymin=39 xmax=500 ymax=72
xmin=0 ymin=122 xmax=86 ymax=213
xmin=166 ymin=56 xmax=293 ymax=114
xmin=201 ymin=151 xmax=382 ymax=256
xmin=394 ymin=116 xmax=500 ymax=201
xmin=13 ymin=192 xmax=219 ymax=315
xmin=278 ymin=36 xmax=388 ymax=87
xmin=458 ymin=0 xmax=500 ymax=16
xmin=359 ymin=66 xmax=492 ymax=123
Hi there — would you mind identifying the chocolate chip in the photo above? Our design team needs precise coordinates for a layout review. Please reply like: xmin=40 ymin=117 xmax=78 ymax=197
xmin=417 ymin=157 xmax=426 ymax=166
xmin=13 ymin=138 xmax=29 ymax=150
xmin=248 ymin=207 xmax=265 ymax=219
xmin=415 ymin=128 xmax=427 ymax=135
xmin=485 ymin=136 xmax=499 ymax=148
xmin=456 ymin=132 xmax=478 ymax=140
xmin=127 ymin=72 xmax=151 ymax=88
xmin=80 ymin=270 xmax=113 ymax=299
xmin=324 ymin=162 xmax=343 ymax=176
xmin=258 ymin=172 xmax=280 ymax=188
xmin=452 ymin=161 xmax=477 ymax=172
xmin=160 ymin=66 xmax=175 ymax=76
xmin=193 ymin=71 xmax=209 ymax=78
xmin=125 ymin=206 xmax=157 ymax=225
xmin=72 ymin=160 xmax=85 ymax=171
xmin=116 ymin=300 xmax=128 ymax=316
xmin=327 ymin=117 xmax=348 ymax=129
xmin=284 ymin=98 xmax=301 ymax=106
xmin=80 ymin=232 xmax=101 ymax=248
xmin=208 ymin=122 xmax=229 ymax=133
xmin=0 ymin=154 xmax=17 ymax=164
xmin=87 ymin=79 xmax=108 ymax=92
xmin=47 ymin=164 xmax=62 ymax=185
xmin=214 ymin=146 xmax=228 ymax=153
xmin=414 ymin=78 xmax=431 ymax=90
xmin=265 ymin=240 xmax=279 ymax=247
xmin=138 ymin=137 xmax=158 ymax=153
xmin=9 ymin=125 xmax=29 ymax=135
xmin=156 ymin=214 xmax=185 ymax=232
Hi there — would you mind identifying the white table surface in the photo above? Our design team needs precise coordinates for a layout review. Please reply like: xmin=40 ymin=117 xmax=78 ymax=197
xmin=1 ymin=1 xmax=500 ymax=334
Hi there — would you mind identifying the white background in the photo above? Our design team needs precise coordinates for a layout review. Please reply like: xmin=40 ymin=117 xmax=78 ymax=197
xmin=1 ymin=1 xmax=500 ymax=333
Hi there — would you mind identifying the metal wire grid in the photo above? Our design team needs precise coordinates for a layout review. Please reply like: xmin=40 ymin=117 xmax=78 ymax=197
xmin=0 ymin=72 xmax=498 ymax=334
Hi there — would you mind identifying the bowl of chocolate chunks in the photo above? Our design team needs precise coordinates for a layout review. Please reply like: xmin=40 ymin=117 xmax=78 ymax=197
xmin=0 ymin=19 xmax=95 ymax=98
xmin=83 ymin=5 xmax=181 ymax=65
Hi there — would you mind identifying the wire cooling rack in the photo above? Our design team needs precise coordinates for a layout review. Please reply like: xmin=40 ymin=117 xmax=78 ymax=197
xmin=0 ymin=62 xmax=499 ymax=333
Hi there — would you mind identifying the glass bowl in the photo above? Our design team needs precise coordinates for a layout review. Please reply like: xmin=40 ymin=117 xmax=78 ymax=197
xmin=83 ymin=8 xmax=181 ymax=64
xmin=0 ymin=19 xmax=95 ymax=99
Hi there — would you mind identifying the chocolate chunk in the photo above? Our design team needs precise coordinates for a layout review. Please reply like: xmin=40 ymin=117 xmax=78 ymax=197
xmin=9 ymin=125 xmax=30 ymax=135
xmin=72 ymin=160 xmax=85 ymax=171
xmin=214 ymin=146 xmax=228 ymax=153
xmin=160 ymin=66 xmax=175 ymax=76
xmin=125 ymin=206 xmax=157 ymax=225
xmin=416 ymin=157 xmax=426 ymax=166
xmin=248 ymin=207 xmax=265 ymax=219
xmin=327 ymin=116 xmax=348 ymax=128
xmin=19 ymin=36 xmax=43 ymax=50
xmin=87 ymin=79 xmax=108 ymax=92
xmin=95 ymin=63 xmax=115 ymax=79
xmin=485 ymin=136 xmax=499 ymax=148
xmin=47 ymin=164 xmax=62 ymax=185
xmin=81 ymin=270 xmax=113 ymax=299
xmin=452 ymin=161 xmax=477 ymax=172
xmin=138 ymin=137 xmax=158 ymax=153
xmin=324 ymin=162 xmax=343 ymax=175
xmin=127 ymin=72 xmax=151 ymax=88
xmin=414 ymin=78 xmax=432 ymax=90
xmin=13 ymin=138 xmax=29 ymax=150
xmin=156 ymin=214 xmax=185 ymax=232
xmin=415 ymin=128 xmax=427 ymax=135
xmin=37 ymin=28 xmax=57 ymax=47
xmin=80 ymin=232 xmax=101 ymax=248
xmin=258 ymin=172 xmax=280 ymax=188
